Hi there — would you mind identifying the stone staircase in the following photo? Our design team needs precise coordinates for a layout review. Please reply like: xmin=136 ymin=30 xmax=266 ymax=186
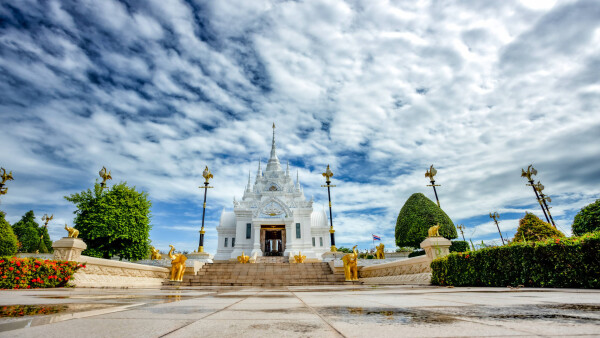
xmin=182 ymin=262 xmax=348 ymax=286
xmin=256 ymin=256 xmax=288 ymax=263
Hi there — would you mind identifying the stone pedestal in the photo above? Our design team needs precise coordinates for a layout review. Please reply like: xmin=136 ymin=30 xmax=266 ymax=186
xmin=52 ymin=237 xmax=87 ymax=261
xmin=186 ymin=251 xmax=213 ymax=263
xmin=420 ymin=237 xmax=452 ymax=260
xmin=321 ymin=251 xmax=346 ymax=262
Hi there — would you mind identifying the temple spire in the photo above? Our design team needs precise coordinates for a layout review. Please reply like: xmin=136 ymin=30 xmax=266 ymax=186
xmin=266 ymin=123 xmax=282 ymax=172
xmin=295 ymin=169 xmax=300 ymax=189
xmin=256 ymin=158 xmax=262 ymax=178
xmin=286 ymin=160 xmax=290 ymax=177
xmin=246 ymin=170 xmax=251 ymax=191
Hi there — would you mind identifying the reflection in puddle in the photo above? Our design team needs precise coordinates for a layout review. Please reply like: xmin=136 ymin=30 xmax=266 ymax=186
xmin=319 ymin=307 xmax=456 ymax=325
xmin=0 ymin=303 xmax=129 ymax=333
xmin=0 ymin=305 xmax=67 ymax=317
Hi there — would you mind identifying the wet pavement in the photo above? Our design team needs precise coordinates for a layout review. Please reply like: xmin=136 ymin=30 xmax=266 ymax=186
xmin=0 ymin=285 xmax=599 ymax=337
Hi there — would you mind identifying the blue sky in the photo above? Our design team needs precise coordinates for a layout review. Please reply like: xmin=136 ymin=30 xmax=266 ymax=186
xmin=1 ymin=0 xmax=599 ymax=254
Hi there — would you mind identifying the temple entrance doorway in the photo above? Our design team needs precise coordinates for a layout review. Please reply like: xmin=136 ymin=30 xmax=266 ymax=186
xmin=260 ymin=225 xmax=285 ymax=256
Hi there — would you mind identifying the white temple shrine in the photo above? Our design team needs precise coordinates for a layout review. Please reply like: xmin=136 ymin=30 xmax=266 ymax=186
xmin=214 ymin=124 xmax=331 ymax=261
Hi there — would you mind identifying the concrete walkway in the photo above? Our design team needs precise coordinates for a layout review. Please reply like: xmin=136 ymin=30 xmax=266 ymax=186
xmin=1 ymin=285 xmax=599 ymax=337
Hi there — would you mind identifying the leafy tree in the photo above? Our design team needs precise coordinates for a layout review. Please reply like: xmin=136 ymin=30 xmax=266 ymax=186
xmin=572 ymin=199 xmax=600 ymax=236
xmin=395 ymin=193 xmax=457 ymax=247
xmin=12 ymin=210 xmax=51 ymax=253
xmin=449 ymin=240 xmax=469 ymax=253
xmin=0 ymin=211 xmax=18 ymax=256
xmin=513 ymin=212 xmax=564 ymax=243
xmin=336 ymin=247 xmax=352 ymax=253
xmin=64 ymin=182 xmax=152 ymax=260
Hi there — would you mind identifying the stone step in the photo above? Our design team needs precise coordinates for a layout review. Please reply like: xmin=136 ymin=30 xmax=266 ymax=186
xmin=184 ymin=261 xmax=354 ymax=286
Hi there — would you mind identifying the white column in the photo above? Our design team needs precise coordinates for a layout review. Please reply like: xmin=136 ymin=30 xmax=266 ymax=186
xmin=251 ymin=223 xmax=262 ymax=256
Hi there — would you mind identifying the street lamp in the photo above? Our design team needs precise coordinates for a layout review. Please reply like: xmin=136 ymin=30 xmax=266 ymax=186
xmin=456 ymin=224 xmax=466 ymax=242
xmin=521 ymin=165 xmax=551 ymax=224
xmin=37 ymin=214 xmax=53 ymax=253
xmin=197 ymin=166 xmax=213 ymax=253
xmin=321 ymin=165 xmax=337 ymax=252
xmin=425 ymin=165 xmax=441 ymax=207
xmin=534 ymin=181 xmax=556 ymax=228
xmin=0 ymin=167 xmax=14 ymax=196
xmin=489 ymin=212 xmax=505 ymax=245
xmin=99 ymin=166 xmax=112 ymax=191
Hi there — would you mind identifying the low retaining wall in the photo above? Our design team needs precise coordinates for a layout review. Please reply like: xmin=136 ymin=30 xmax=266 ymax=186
xmin=359 ymin=255 xmax=432 ymax=285
xmin=72 ymin=256 xmax=170 ymax=288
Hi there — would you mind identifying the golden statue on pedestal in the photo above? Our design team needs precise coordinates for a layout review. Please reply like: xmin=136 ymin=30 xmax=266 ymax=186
xmin=237 ymin=251 xmax=249 ymax=264
xmin=150 ymin=246 xmax=162 ymax=260
xmin=428 ymin=223 xmax=441 ymax=237
xmin=342 ymin=245 xmax=359 ymax=281
xmin=293 ymin=251 xmax=306 ymax=263
xmin=375 ymin=243 xmax=385 ymax=259
xmin=64 ymin=224 xmax=79 ymax=238
xmin=168 ymin=245 xmax=187 ymax=282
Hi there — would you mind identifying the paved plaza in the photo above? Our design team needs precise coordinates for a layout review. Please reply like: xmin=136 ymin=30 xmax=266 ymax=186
xmin=1 ymin=285 xmax=599 ymax=337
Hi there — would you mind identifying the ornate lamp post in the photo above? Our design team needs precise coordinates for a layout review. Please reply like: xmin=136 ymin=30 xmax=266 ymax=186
xmin=321 ymin=165 xmax=337 ymax=252
xmin=456 ymin=224 xmax=466 ymax=242
xmin=534 ymin=181 xmax=556 ymax=228
xmin=0 ymin=167 xmax=14 ymax=197
xmin=425 ymin=165 xmax=441 ymax=207
xmin=489 ymin=212 xmax=505 ymax=245
xmin=37 ymin=214 xmax=53 ymax=252
xmin=99 ymin=166 xmax=112 ymax=191
xmin=197 ymin=166 xmax=213 ymax=253
xmin=521 ymin=165 xmax=550 ymax=223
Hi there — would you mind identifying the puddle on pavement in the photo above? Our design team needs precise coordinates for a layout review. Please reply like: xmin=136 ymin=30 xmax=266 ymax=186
xmin=318 ymin=306 xmax=456 ymax=325
xmin=427 ymin=304 xmax=600 ymax=324
xmin=1 ymin=304 xmax=68 ymax=317
xmin=37 ymin=294 xmax=197 ymax=303
xmin=0 ymin=303 xmax=126 ymax=332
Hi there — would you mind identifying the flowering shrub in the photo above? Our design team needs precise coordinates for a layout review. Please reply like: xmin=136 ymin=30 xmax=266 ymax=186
xmin=0 ymin=257 xmax=85 ymax=289
xmin=431 ymin=231 xmax=600 ymax=288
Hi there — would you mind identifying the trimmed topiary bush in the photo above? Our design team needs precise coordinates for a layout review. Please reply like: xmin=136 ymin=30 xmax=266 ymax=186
xmin=513 ymin=213 xmax=564 ymax=243
xmin=0 ymin=257 xmax=85 ymax=289
xmin=431 ymin=231 xmax=600 ymax=288
xmin=0 ymin=212 xmax=18 ymax=256
xmin=450 ymin=240 xmax=469 ymax=253
xmin=573 ymin=199 xmax=600 ymax=236
xmin=395 ymin=193 xmax=457 ymax=247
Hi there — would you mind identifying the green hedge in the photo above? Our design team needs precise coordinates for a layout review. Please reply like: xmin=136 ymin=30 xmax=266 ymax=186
xmin=450 ymin=240 xmax=469 ymax=253
xmin=0 ymin=257 xmax=85 ymax=289
xmin=431 ymin=231 xmax=600 ymax=288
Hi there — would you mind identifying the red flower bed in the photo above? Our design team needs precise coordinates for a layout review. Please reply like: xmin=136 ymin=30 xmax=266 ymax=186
xmin=0 ymin=257 xmax=85 ymax=289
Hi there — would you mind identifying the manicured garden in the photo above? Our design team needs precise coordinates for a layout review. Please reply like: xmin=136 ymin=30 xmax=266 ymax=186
xmin=0 ymin=257 xmax=85 ymax=289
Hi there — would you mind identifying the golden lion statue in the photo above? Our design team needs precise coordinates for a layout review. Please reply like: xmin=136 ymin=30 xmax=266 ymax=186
xmin=375 ymin=243 xmax=385 ymax=259
xmin=64 ymin=224 xmax=79 ymax=238
xmin=150 ymin=246 xmax=162 ymax=260
xmin=342 ymin=245 xmax=359 ymax=281
xmin=237 ymin=251 xmax=249 ymax=264
xmin=168 ymin=245 xmax=187 ymax=282
xmin=428 ymin=224 xmax=441 ymax=237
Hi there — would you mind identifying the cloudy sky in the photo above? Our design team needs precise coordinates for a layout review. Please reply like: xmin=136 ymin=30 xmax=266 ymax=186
xmin=1 ymin=0 xmax=599 ymax=254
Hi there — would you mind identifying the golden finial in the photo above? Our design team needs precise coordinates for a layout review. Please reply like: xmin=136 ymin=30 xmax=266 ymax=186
xmin=521 ymin=164 xmax=537 ymax=181
xmin=322 ymin=165 xmax=334 ymax=180
xmin=99 ymin=166 xmax=112 ymax=189
xmin=425 ymin=164 xmax=437 ymax=180
xmin=202 ymin=166 xmax=213 ymax=184
xmin=42 ymin=214 xmax=54 ymax=226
